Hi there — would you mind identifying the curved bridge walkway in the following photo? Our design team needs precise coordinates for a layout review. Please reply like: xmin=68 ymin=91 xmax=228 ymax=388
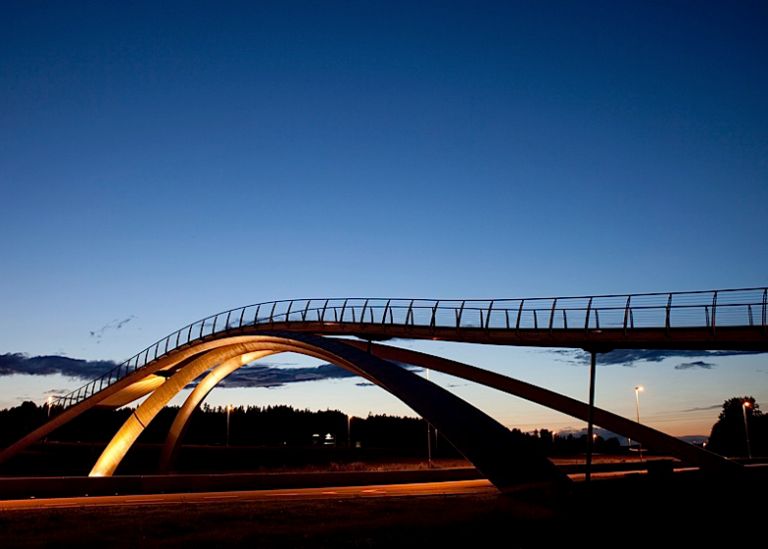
xmin=2 ymin=288 xmax=766 ymax=491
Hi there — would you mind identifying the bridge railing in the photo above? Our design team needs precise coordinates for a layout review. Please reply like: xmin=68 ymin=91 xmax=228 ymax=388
xmin=51 ymin=287 xmax=767 ymax=409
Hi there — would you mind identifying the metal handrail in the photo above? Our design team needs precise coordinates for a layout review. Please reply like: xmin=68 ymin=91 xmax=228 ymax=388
xmin=50 ymin=287 xmax=768 ymax=408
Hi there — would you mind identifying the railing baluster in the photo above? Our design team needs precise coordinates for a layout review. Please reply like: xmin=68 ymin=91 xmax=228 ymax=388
xmin=562 ymin=309 xmax=567 ymax=329
xmin=360 ymin=299 xmax=369 ymax=326
xmin=224 ymin=311 xmax=232 ymax=331
xmin=711 ymin=291 xmax=718 ymax=334
xmin=430 ymin=300 xmax=439 ymax=328
xmin=585 ymin=298 xmax=593 ymax=331
xmin=406 ymin=300 xmax=414 ymax=326
xmin=381 ymin=299 xmax=391 ymax=325
xmin=284 ymin=301 xmax=293 ymax=322
xmin=486 ymin=300 xmax=494 ymax=331
xmin=665 ymin=293 xmax=673 ymax=332
xmin=269 ymin=302 xmax=278 ymax=325
xmin=516 ymin=300 xmax=524 ymax=330
xmin=238 ymin=307 xmax=246 ymax=329
xmin=505 ymin=309 xmax=510 ymax=330
xmin=548 ymin=298 xmax=557 ymax=330
xmin=302 ymin=300 xmax=311 ymax=322
xmin=622 ymin=296 xmax=631 ymax=334
xmin=337 ymin=299 xmax=347 ymax=322
xmin=533 ymin=309 xmax=538 ymax=329
xmin=456 ymin=301 xmax=465 ymax=329
xmin=253 ymin=304 xmax=261 ymax=325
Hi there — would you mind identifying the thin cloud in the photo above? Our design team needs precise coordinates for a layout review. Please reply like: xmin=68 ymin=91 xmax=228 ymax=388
xmin=681 ymin=404 xmax=722 ymax=413
xmin=43 ymin=388 xmax=71 ymax=395
xmin=675 ymin=361 xmax=715 ymax=370
xmin=89 ymin=316 xmax=137 ymax=343
xmin=213 ymin=363 xmax=359 ymax=388
xmin=552 ymin=349 xmax=765 ymax=367
xmin=212 ymin=361 xmax=420 ymax=389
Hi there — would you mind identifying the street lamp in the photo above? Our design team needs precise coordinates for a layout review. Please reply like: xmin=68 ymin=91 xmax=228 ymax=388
xmin=742 ymin=401 xmax=753 ymax=459
xmin=226 ymin=405 xmax=233 ymax=448
xmin=634 ymin=386 xmax=644 ymax=461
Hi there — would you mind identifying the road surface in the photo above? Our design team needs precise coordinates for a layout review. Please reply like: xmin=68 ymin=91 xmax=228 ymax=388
xmin=3 ymin=465 xmax=721 ymax=511
xmin=0 ymin=479 xmax=497 ymax=511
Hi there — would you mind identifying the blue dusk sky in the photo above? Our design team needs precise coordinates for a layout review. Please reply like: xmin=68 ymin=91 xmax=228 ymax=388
xmin=1 ymin=2 xmax=766 ymax=436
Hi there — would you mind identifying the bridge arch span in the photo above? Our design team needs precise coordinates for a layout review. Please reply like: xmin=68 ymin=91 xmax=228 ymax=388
xmin=90 ymin=333 xmax=568 ymax=491
xmin=158 ymin=354 xmax=275 ymax=473
xmin=343 ymin=340 xmax=738 ymax=473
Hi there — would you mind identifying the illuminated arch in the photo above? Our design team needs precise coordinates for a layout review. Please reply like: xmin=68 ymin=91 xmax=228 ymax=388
xmin=343 ymin=340 xmax=738 ymax=473
xmin=158 ymin=352 xmax=273 ymax=473
xmin=0 ymin=335 xmax=267 ymax=465
xmin=156 ymin=336 xmax=736 ymax=476
xmin=90 ymin=333 xmax=569 ymax=491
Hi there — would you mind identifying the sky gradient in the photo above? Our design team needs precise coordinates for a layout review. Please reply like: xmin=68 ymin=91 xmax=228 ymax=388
xmin=1 ymin=2 xmax=766 ymax=436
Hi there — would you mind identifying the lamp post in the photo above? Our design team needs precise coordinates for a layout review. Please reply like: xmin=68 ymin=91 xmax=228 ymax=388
xmin=347 ymin=414 xmax=352 ymax=448
xmin=742 ymin=401 xmax=753 ymax=460
xmin=634 ymin=386 xmax=644 ymax=461
xmin=43 ymin=395 xmax=54 ymax=444
xmin=425 ymin=368 xmax=433 ymax=467
xmin=226 ymin=405 xmax=233 ymax=448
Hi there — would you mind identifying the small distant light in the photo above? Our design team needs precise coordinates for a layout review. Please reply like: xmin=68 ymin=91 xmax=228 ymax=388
xmin=743 ymin=401 xmax=751 ymax=408
xmin=635 ymin=385 xmax=644 ymax=392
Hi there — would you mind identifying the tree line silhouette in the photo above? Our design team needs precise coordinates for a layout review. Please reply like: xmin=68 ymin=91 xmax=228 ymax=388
xmin=0 ymin=395 xmax=762 ymax=464
xmin=0 ymin=402 xmax=643 ymax=455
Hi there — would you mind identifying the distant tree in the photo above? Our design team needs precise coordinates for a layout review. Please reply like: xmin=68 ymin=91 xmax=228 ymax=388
xmin=539 ymin=428 xmax=554 ymax=452
xmin=708 ymin=396 xmax=766 ymax=457
xmin=718 ymin=396 xmax=761 ymax=421
xmin=0 ymin=401 xmax=46 ymax=445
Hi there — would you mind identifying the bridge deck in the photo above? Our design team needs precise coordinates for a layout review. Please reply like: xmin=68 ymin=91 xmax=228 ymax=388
xmin=50 ymin=288 xmax=768 ymax=410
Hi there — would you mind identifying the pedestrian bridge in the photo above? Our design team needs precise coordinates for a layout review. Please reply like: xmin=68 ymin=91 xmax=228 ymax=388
xmin=2 ymin=288 xmax=766 ymax=491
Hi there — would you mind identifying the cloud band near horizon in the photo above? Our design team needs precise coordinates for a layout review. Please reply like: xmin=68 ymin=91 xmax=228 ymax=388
xmin=0 ymin=353 xmax=419 ymax=390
